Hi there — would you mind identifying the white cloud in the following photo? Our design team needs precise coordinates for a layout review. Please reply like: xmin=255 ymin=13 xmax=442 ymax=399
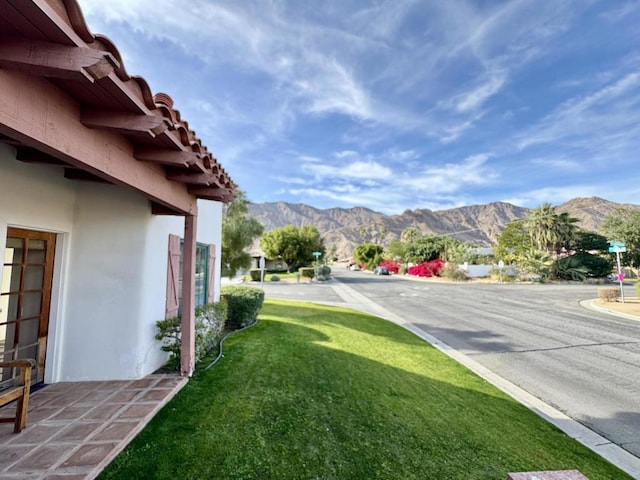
xmin=516 ymin=72 xmax=640 ymax=152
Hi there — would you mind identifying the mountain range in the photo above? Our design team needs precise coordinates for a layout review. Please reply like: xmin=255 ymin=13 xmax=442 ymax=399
xmin=247 ymin=197 xmax=638 ymax=260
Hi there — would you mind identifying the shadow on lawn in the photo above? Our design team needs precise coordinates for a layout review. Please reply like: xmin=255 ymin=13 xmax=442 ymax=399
xmin=99 ymin=303 xmax=635 ymax=480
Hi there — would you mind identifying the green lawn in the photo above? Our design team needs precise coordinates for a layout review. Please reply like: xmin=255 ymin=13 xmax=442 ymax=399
xmin=99 ymin=299 xmax=631 ymax=480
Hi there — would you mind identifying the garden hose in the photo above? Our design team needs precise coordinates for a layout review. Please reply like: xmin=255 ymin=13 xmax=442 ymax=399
xmin=204 ymin=319 xmax=258 ymax=370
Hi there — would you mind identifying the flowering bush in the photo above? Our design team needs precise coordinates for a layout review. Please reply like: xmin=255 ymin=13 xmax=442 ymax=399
xmin=378 ymin=259 xmax=399 ymax=274
xmin=407 ymin=258 xmax=445 ymax=277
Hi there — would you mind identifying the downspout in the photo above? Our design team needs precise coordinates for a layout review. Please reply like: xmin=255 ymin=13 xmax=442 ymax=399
xmin=180 ymin=212 xmax=197 ymax=377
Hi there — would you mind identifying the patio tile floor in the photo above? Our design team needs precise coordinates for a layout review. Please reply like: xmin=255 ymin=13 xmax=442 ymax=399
xmin=0 ymin=374 xmax=187 ymax=479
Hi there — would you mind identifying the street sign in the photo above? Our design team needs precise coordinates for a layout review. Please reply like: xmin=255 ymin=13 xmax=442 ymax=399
xmin=609 ymin=240 xmax=626 ymax=247
xmin=312 ymin=251 xmax=322 ymax=257
xmin=608 ymin=245 xmax=627 ymax=253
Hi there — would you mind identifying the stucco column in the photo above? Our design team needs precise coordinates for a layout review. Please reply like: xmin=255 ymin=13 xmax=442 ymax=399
xmin=180 ymin=213 xmax=197 ymax=377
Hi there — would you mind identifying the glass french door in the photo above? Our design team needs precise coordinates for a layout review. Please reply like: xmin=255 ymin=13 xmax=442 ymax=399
xmin=0 ymin=228 xmax=56 ymax=387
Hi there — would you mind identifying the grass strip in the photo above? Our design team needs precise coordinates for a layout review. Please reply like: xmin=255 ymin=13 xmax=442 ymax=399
xmin=100 ymin=299 xmax=632 ymax=479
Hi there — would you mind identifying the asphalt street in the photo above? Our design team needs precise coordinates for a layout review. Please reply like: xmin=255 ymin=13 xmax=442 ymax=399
xmin=260 ymin=270 xmax=640 ymax=465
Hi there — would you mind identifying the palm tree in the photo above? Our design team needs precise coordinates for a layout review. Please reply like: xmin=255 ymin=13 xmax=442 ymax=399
xmin=525 ymin=203 xmax=581 ymax=255
xmin=525 ymin=202 xmax=557 ymax=252
xmin=553 ymin=212 xmax=580 ymax=254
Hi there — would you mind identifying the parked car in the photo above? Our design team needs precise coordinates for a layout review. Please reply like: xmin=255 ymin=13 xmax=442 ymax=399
xmin=373 ymin=266 xmax=389 ymax=275
xmin=349 ymin=264 xmax=361 ymax=271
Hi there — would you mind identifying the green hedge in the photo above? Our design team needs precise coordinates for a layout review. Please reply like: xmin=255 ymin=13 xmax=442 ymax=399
xmin=249 ymin=269 xmax=263 ymax=281
xmin=221 ymin=285 xmax=265 ymax=328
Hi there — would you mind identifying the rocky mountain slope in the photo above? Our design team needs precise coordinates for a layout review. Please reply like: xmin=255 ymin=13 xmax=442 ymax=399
xmin=248 ymin=197 xmax=637 ymax=259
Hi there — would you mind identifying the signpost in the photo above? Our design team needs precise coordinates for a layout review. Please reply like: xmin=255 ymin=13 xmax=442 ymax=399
xmin=312 ymin=251 xmax=322 ymax=278
xmin=608 ymin=241 xmax=626 ymax=303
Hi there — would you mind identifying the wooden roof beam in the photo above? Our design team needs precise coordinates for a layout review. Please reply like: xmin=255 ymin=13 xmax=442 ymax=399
xmin=134 ymin=148 xmax=200 ymax=168
xmin=188 ymin=187 xmax=235 ymax=202
xmin=0 ymin=36 xmax=118 ymax=82
xmin=81 ymin=109 xmax=170 ymax=137
xmin=167 ymin=173 xmax=223 ymax=187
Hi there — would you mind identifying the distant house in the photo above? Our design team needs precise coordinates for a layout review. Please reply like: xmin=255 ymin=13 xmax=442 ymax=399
xmin=0 ymin=0 xmax=236 ymax=385
xmin=249 ymin=245 xmax=290 ymax=272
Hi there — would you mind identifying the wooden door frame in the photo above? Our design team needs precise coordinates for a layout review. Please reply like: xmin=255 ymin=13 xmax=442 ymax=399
xmin=4 ymin=227 xmax=56 ymax=383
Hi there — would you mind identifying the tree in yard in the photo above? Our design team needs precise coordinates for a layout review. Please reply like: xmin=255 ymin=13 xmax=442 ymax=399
xmin=525 ymin=203 xmax=579 ymax=254
xmin=601 ymin=208 xmax=640 ymax=271
xmin=386 ymin=240 xmax=407 ymax=263
xmin=260 ymin=225 xmax=325 ymax=272
xmin=353 ymin=243 xmax=384 ymax=270
xmin=572 ymin=230 xmax=609 ymax=253
xmin=221 ymin=191 xmax=264 ymax=279
xmin=404 ymin=235 xmax=448 ymax=264
xmin=400 ymin=226 xmax=420 ymax=244
xmin=494 ymin=220 xmax=533 ymax=263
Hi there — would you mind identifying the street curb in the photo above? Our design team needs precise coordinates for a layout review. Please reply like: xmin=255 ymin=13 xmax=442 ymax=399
xmin=329 ymin=278 xmax=640 ymax=479
xmin=580 ymin=299 xmax=640 ymax=323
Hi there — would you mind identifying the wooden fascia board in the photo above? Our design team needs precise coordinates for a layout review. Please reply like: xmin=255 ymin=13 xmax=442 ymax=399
xmin=0 ymin=36 xmax=118 ymax=83
xmin=0 ymin=70 xmax=197 ymax=215
xmin=81 ymin=108 xmax=170 ymax=137
xmin=134 ymin=148 xmax=200 ymax=168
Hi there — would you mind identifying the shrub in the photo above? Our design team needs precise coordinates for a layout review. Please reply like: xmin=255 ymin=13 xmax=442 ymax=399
xmin=155 ymin=301 xmax=228 ymax=371
xmin=270 ymin=274 xmax=280 ymax=282
xmin=316 ymin=265 xmax=331 ymax=282
xmin=318 ymin=265 xmax=331 ymax=276
xmin=195 ymin=302 xmax=228 ymax=360
xmin=551 ymin=252 xmax=611 ymax=281
xmin=440 ymin=262 xmax=468 ymax=281
xmin=221 ymin=285 xmax=265 ymax=328
xmin=598 ymin=287 xmax=619 ymax=303
xmin=249 ymin=269 xmax=263 ymax=281
xmin=408 ymin=258 xmax=445 ymax=277
xmin=298 ymin=267 xmax=315 ymax=280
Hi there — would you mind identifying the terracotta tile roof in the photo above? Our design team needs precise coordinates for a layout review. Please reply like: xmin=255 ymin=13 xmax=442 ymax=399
xmin=0 ymin=0 xmax=236 ymax=205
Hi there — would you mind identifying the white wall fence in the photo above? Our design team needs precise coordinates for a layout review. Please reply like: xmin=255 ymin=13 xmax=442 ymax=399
xmin=459 ymin=263 xmax=518 ymax=278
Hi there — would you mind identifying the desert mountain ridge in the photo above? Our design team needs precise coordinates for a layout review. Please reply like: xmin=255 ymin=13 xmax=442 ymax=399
xmin=247 ymin=197 xmax=639 ymax=259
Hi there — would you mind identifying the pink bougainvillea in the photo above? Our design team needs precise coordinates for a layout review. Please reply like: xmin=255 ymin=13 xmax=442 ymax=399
xmin=378 ymin=259 xmax=399 ymax=274
xmin=407 ymin=258 xmax=445 ymax=277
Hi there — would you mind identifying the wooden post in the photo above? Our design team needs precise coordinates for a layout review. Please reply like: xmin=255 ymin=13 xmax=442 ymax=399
xmin=180 ymin=213 xmax=197 ymax=377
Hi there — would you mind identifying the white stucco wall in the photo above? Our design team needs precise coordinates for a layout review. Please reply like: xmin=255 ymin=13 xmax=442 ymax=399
xmin=0 ymin=144 xmax=224 ymax=382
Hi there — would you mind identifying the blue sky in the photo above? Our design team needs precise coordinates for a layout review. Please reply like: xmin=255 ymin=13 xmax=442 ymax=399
xmin=77 ymin=0 xmax=640 ymax=214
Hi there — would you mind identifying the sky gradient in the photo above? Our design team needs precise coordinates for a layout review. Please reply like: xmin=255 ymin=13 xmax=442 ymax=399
xmin=77 ymin=0 xmax=640 ymax=214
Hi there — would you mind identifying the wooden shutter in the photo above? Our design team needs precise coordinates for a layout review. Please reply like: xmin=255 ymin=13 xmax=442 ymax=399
xmin=165 ymin=234 xmax=181 ymax=318
xmin=207 ymin=244 xmax=216 ymax=303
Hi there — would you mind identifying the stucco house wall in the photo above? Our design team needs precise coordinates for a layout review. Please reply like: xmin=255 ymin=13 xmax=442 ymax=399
xmin=0 ymin=144 xmax=223 ymax=382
